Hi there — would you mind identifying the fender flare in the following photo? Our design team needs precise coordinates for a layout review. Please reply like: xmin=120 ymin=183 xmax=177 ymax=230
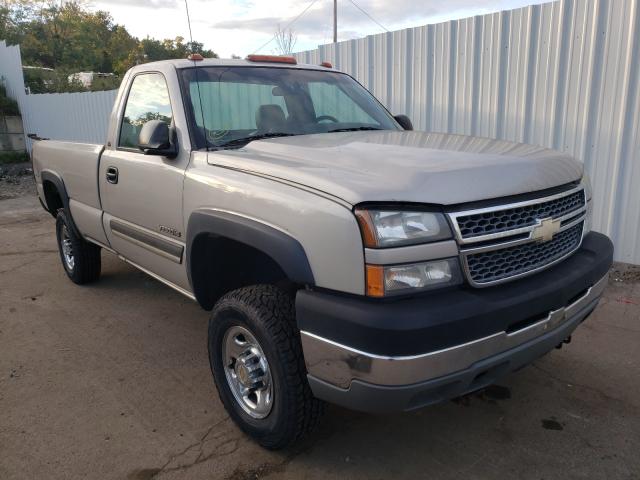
xmin=186 ymin=210 xmax=315 ymax=308
xmin=40 ymin=170 xmax=80 ymax=237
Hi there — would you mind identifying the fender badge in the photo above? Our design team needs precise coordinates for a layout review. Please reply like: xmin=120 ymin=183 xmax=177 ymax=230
xmin=159 ymin=225 xmax=182 ymax=238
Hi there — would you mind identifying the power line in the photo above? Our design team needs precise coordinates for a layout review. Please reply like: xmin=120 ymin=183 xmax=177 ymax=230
xmin=347 ymin=0 xmax=389 ymax=32
xmin=252 ymin=0 xmax=320 ymax=54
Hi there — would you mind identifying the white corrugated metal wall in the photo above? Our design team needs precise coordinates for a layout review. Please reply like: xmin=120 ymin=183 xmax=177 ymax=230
xmin=296 ymin=0 xmax=640 ymax=265
xmin=2 ymin=0 xmax=640 ymax=264
xmin=20 ymin=89 xmax=117 ymax=148
xmin=0 ymin=42 xmax=25 ymax=105
xmin=0 ymin=40 xmax=117 ymax=151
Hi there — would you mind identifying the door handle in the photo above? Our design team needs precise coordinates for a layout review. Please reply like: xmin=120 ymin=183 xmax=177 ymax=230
xmin=106 ymin=166 xmax=118 ymax=184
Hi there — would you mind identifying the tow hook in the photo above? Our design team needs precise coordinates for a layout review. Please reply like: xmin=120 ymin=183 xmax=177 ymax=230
xmin=555 ymin=335 xmax=572 ymax=349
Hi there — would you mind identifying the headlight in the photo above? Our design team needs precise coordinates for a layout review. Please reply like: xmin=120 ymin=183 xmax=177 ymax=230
xmin=355 ymin=208 xmax=452 ymax=247
xmin=366 ymin=259 xmax=462 ymax=297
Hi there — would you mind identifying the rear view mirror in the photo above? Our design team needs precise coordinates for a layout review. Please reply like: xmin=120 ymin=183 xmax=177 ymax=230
xmin=138 ymin=120 xmax=178 ymax=158
xmin=394 ymin=114 xmax=414 ymax=131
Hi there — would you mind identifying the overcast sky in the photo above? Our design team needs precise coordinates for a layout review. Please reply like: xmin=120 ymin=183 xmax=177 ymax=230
xmin=89 ymin=0 xmax=550 ymax=58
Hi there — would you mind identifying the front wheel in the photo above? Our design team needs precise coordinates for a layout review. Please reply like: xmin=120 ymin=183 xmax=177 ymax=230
xmin=208 ymin=285 xmax=323 ymax=449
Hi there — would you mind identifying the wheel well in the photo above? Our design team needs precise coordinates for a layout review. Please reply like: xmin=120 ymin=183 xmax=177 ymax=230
xmin=190 ymin=234 xmax=295 ymax=310
xmin=43 ymin=180 xmax=63 ymax=216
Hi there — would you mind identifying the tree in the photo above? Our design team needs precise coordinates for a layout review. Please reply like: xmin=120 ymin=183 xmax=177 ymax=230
xmin=138 ymin=36 xmax=217 ymax=65
xmin=0 ymin=1 xmax=218 ymax=92
xmin=0 ymin=0 xmax=39 ymax=45
xmin=274 ymin=24 xmax=297 ymax=55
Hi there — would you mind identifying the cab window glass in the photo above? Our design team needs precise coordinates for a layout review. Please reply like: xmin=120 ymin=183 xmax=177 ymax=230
xmin=191 ymin=81 xmax=288 ymax=133
xmin=307 ymin=81 xmax=375 ymax=124
xmin=119 ymin=73 xmax=173 ymax=149
xmin=179 ymin=67 xmax=399 ymax=149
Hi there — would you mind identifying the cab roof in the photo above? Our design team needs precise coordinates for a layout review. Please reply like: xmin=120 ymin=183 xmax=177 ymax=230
xmin=134 ymin=57 xmax=333 ymax=72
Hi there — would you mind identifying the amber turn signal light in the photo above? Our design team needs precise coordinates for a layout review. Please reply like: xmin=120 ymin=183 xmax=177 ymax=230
xmin=354 ymin=209 xmax=378 ymax=248
xmin=246 ymin=54 xmax=297 ymax=64
xmin=366 ymin=264 xmax=385 ymax=297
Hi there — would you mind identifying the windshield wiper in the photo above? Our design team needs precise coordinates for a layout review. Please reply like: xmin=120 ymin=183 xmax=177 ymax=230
xmin=215 ymin=132 xmax=297 ymax=149
xmin=327 ymin=126 xmax=383 ymax=133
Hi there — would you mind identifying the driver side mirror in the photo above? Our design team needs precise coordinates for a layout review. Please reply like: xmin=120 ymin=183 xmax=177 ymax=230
xmin=394 ymin=114 xmax=413 ymax=131
xmin=138 ymin=120 xmax=178 ymax=158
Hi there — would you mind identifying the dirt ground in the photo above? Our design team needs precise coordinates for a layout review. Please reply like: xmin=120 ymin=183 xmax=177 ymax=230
xmin=1 ymin=176 xmax=639 ymax=480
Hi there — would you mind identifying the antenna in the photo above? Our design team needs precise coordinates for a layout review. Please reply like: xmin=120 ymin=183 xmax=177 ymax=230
xmin=184 ymin=0 xmax=195 ymax=47
xmin=184 ymin=0 xmax=208 ymax=151
xmin=333 ymin=0 xmax=337 ymax=43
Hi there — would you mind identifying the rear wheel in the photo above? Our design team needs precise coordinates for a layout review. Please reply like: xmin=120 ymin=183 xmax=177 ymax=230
xmin=55 ymin=210 xmax=101 ymax=284
xmin=208 ymin=285 xmax=323 ymax=449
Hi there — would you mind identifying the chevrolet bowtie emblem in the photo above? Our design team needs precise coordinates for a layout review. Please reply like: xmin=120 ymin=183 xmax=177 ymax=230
xmin=531 ymin=217 xmax=561 ymax=243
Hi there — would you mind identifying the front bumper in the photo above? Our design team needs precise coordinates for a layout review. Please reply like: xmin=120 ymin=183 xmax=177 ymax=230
xmin=296 ymin=232 xmax=613 ymax=413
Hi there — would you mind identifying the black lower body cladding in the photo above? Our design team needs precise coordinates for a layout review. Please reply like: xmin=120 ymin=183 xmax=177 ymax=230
xmin=296 ymin=232 xmax=613 ymax=357
xmin=296 ymin=232 xmax=612 ymax=413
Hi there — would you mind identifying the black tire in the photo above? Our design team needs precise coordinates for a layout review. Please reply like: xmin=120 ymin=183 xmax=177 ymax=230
xmin=55 ymin=209 xmax=101 ymax=284
xmin=208 ymin=285 xmax=324 ymax=449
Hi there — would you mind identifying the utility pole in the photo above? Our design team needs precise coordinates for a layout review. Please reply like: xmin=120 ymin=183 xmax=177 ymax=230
xmin=333 ymin=0 xmax=337 ymax=43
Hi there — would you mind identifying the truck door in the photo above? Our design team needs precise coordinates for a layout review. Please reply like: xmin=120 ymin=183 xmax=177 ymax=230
xmin=99 ymin=71 xmax=191 ymax=292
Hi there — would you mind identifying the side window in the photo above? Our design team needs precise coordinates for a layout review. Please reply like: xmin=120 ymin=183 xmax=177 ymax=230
xmin=119 ymin=73 xmax=173 ymax=149
xmin=308 ymin=82 xmax=375 ymax=124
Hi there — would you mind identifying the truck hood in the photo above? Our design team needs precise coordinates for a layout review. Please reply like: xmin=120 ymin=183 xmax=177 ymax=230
xmin=207 ymin=131 xmax=583 ymax=205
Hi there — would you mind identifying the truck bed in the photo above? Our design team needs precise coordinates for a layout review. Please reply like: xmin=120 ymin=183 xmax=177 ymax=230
xmin=32 ymin=140 xmax=104 ymax=210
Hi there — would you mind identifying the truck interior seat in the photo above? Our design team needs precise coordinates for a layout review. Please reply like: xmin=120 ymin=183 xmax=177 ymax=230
xmin=256 ymin=105 xmax=287 ymax=133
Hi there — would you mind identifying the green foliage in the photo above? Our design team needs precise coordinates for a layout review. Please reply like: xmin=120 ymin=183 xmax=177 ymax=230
xmin=0 ymin=95 xmax=20 ymax=115
xmin=22 ymin=68 xmax=121 ymax=94
xmin=23 ymin=68 xmax=89 ymax=93
xmin=0 ymin=150 xmax=29 ymax=165
xmin=0 ymin=85 xmax=20 ymax=115
xmin=88 ymin=75 xmax=121 ymax=92
xmin=1 ymin=1 xmax=217 ymax=93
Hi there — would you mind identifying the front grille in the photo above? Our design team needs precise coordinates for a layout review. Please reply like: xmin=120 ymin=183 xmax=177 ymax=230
xmin=464 ymin=222 xmax=584 ymax=285
xmin=456 ymin=190 xmax=585 ymax=239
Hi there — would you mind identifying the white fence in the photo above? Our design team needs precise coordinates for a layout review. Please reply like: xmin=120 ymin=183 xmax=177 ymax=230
xmin=296 ymin=0 xmax=640 ymax=265
xmin=2 ymin=0 xmax=640 ymax=264
xmin=20 ymin=89 xmax=117 ymax=147
xmin=0 ymin=41 xmax=117 ymax=151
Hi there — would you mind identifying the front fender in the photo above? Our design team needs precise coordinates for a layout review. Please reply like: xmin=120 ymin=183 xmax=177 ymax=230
xmin=186 ymin=209 xmax=315 ymax=307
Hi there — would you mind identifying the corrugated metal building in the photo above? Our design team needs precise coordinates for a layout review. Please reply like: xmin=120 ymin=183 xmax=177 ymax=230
xmin=0 ymin=41 xmax=118 ymax=151
xmin=296 ymin=0 xmax=640 ymax=264
xmin=1 ymin=0 xmax=638 ymax=264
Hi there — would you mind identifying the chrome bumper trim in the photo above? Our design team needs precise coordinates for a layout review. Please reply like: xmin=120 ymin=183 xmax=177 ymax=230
xmin=301 ymin=274 xmax=608 ymax=388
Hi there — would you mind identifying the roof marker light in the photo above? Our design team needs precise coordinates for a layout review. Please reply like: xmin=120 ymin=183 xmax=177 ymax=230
xmin=320 ymin=61 xmax=333 ymax=68
xmin=246 ymin=54 xmax=297 ymax=64
xmin=187 ymin=53 xmax=204 ymax=61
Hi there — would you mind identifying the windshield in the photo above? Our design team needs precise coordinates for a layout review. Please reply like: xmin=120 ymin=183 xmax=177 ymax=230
xmin=179 ymin=66 xmax=400 ymax=149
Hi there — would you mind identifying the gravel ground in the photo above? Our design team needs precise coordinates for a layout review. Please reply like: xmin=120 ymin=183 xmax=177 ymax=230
xmin=0 ymin=162 xmax=36 ymax=200
xmin=1 ymin=182 xmax=639 ymax=480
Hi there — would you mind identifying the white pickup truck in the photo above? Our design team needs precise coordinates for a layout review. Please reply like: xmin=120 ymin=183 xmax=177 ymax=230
xmin=32 ymin=55 xmax=613 ymax=449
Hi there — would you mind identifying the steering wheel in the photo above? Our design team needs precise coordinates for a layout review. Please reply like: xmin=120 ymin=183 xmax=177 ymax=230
xmin=316 ymin=115 xmax=339 ymax=123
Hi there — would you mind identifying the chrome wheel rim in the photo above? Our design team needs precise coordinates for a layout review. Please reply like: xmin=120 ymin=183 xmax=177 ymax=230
xmin=222 ymin=326 xmax=273 ymax=419
xmin=61 ymin=225 xmax=75 ymax=271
